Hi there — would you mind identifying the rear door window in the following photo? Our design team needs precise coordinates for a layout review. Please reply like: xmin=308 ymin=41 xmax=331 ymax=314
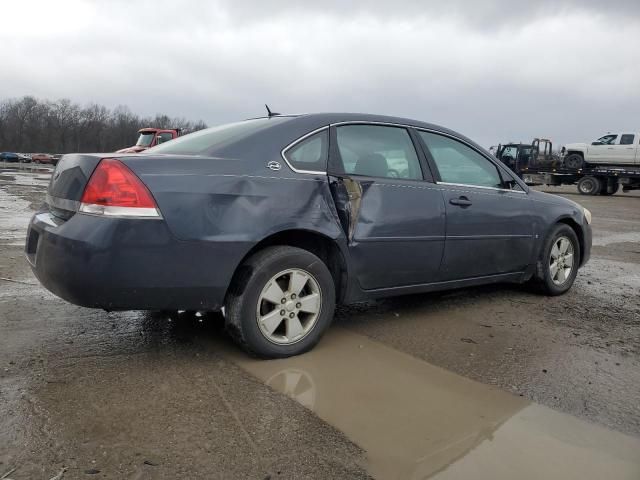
xmin=335 ymin=125 xmax=423 ymax=180
xmin=620 ymin=134 xmax=635 ymax=145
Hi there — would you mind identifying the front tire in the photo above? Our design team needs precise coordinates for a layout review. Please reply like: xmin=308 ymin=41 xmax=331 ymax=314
xmin=224 ymin=246 xmax=335 ymax=358
xmin=537 ymin=224 xmax=580 ymax=296
xmin=564 ymin=153 xmax=584 ymax=170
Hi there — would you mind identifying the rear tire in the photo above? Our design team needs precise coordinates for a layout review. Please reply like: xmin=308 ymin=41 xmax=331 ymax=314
xmin=599 ymin=182 xmax=620 ymax=196
xmin=224 ymin=246 xmax=335 ymax=358
xmin=564 ymin=153 xmax=584 ymax=170
xmin=577 ymin=176 xmax=601 ymax=195
xmin=536 ymin=224 xmax=580 ymax=296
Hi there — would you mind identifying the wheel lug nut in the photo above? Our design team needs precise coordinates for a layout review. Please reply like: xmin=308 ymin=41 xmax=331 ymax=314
xmin=281 ymin=298 xmax=286 ymax=304
xmin=291 ymin=293 xmax=296 ymax=299
xmin=289 ymin=312 xmax=295 ymax=318
xmin=280 ymin=310 xmax=285 ymax=316
xmin=296 ymin=303 xmax=301 ymax=308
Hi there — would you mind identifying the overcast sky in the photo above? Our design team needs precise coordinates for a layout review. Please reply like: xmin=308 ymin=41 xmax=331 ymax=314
xmin=2 ymin=0 xmax=639 ymax=147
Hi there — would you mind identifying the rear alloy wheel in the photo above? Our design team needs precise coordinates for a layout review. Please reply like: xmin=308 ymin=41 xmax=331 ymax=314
xmin=564 ymin=153 xmax=584 ymax=170
xmin=537 ymin=224 xmax=580 ymax=295
xmin=256 ymin=268 xmax=322 ymax=345
xmin=577 ymin=176 xmax=601 ymax=195
xmin=225 ymin=246 xmax=335 ymax=358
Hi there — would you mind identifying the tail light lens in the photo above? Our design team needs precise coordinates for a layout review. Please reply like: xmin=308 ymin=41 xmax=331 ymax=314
xmin=79 ymin=159 xmax=160 ymax=217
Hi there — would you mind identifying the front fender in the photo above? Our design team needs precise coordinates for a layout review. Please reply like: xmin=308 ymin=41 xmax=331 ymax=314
xmin=529 ymin=190 xmax=590 ymax=266
xmin=563 ymin=143 xmax=588 ymax=156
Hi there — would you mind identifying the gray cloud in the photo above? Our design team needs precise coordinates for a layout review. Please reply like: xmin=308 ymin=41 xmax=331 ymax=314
xmin=218 ymin=0 xmax=640 ymax=27
xmin=2 ymin=0 xmax=639 ymax=147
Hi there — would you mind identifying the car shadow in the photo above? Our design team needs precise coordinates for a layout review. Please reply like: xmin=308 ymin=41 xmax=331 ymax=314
xmin=132 ymin=282 xmax=537 ymax=351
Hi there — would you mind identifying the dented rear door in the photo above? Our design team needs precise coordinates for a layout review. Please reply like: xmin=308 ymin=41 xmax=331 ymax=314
xmin=328 ymin=124 xmax=446 ymax=290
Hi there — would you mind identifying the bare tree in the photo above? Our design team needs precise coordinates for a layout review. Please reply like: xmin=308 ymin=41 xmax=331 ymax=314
xmin=0 ymin=96 xmax=208 ymax=153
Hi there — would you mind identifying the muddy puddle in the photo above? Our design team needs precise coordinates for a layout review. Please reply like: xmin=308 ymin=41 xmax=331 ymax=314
xmin=0 ymin=165 xmax=50 ymax=246
xmin=224 ymin=329 xmax=640 ymax=480
xmin=0 ymin=189 xmax=34 ymax=246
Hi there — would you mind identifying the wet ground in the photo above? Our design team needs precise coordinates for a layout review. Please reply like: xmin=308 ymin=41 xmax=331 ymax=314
xmin=1 ymin=161 xmax=639 ymax=479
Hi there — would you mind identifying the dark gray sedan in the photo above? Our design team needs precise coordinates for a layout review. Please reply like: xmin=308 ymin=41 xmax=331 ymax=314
xmin=26 ymin=113 xmax=592 ymax=357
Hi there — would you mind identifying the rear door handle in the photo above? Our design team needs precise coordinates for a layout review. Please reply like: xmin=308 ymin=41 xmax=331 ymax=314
xmin=449 ymin=196 xmax=472 ymax=207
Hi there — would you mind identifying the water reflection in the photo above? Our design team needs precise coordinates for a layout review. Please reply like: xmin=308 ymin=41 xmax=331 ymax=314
xmin=230 ymin=328 xmax=640 ymax=480
xmin=266 ymin=368 xmax=316 ymax=410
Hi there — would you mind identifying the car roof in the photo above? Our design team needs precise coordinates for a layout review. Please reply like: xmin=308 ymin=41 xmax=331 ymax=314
xmin=254 ymin=112 xmax=449 ymax=131
xmin=143 ymin=112 xmax=492 ymax=161
xmin=247 ymin=112 xmax=485 ymax=152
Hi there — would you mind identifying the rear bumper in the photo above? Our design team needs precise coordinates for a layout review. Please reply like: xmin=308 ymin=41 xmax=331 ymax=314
xmin=26 ymin=210 xmax=249 ymax=311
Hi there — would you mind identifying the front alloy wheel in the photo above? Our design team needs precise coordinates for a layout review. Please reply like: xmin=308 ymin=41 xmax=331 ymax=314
xmin=537 ymin=224 xmax=580 ymax=296
xmin=549 ymin=236 xmax=574 ymax=286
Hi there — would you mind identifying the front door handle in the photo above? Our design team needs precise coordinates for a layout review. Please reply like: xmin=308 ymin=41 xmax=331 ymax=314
xmin=449 ymin=196 xmax=472 ymax=207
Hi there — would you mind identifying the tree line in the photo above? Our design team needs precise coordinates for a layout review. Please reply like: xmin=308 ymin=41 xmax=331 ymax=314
xmin=0 ymin=96 xmax=208 ymax=154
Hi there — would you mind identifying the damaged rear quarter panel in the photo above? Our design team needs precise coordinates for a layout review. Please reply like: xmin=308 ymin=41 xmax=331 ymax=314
xmin=133 ymin=157 xmax=345 ymax=268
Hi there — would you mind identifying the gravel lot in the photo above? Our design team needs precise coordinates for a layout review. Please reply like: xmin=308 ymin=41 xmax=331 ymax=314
xmin=1 ymin=162 xmax=639 ymax=479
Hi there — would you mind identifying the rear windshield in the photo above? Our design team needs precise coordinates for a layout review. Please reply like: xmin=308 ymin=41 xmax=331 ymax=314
xmin=146 ymin=117 xmax=290 ymax=155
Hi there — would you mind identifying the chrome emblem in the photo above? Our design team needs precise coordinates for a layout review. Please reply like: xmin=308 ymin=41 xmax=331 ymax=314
xmin=267 ymin=161 xmax=281 ymax=171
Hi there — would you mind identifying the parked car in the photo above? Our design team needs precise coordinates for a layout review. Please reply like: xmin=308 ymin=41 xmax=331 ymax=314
xmin=0 ymin=152 xmax=19 ymax=162
xmin=27 ymin=113 xmax=592 ymax=358
xmin=563 ymin=132 xmax=640 ymax=169
xmin=18 ymin=153 xmax=32 ymax=163
xmin=31 ymin=153 xmax=54 ymax=164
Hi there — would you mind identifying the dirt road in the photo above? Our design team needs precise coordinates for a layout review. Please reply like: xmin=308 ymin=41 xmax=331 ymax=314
xmin=1 ymin=163 xmax=639 ymax=479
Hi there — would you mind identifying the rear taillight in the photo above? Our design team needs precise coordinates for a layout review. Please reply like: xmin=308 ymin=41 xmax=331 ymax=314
xmin=79 ymin=159 xmax=160 ymax=217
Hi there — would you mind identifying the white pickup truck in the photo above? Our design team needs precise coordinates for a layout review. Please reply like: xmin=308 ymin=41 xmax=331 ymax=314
xmin=563 ymin=132 xmax=640 ymax=169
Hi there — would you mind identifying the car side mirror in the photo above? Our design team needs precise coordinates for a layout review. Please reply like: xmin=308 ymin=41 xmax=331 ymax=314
xmin=502 ymin=178 xmax=518 ymax=190
xmin=156 ymin=136 xmax=166 ymax=145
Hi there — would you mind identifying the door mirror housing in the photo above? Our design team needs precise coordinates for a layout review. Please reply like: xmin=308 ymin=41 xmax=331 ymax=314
xmin=503 ymin=178 xmax=518 ymax=190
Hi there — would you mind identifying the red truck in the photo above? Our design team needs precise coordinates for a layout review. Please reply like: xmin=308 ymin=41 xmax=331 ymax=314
xmin=117 ymin=128 xmax=182 ymax=153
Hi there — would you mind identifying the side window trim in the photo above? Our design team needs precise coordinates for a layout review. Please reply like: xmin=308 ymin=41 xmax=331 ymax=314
xmin=327 ymin=122 xmax=426 ymax=182
xmin=320 ymin=120 xmax=526 ymax=192
xmin=415 ymin=128 xmax=528 ymax=194
xmin=407 ymin=128 xmax=435 ymax=183
xmin=281 ymin=126 xmax=329 ymax=174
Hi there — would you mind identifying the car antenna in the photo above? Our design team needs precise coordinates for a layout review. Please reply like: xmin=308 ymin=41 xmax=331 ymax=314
xmin=265 ymin=104 xmax=280 ymax=118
